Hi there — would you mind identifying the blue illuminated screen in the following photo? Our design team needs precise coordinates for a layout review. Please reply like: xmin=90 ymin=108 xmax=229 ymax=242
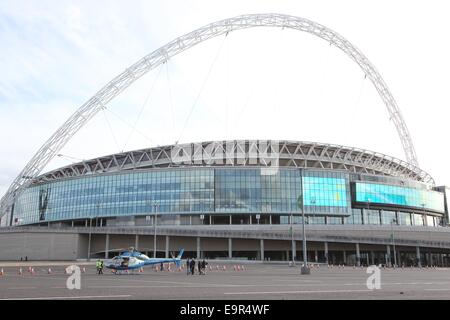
xmin=355 ymin=182 xmax=445 ymax=212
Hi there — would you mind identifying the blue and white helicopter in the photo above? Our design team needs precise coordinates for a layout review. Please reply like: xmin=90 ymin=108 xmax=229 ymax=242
xmin=105 ymin=247 xmax=184 ymax=274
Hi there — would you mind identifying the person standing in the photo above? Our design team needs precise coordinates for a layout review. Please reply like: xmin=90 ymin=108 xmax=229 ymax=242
xmin=99 ymin=259 xmax=104 ymax=274
xmin=190 ymin=258 xmax=196 ymax=275
xmin=186 ymin=258 xmax=191 ymax=275
xmin=197 ymin=260 xmax=202 ymax=275
xmin=96 ymin=259 xmax=102 ymax=274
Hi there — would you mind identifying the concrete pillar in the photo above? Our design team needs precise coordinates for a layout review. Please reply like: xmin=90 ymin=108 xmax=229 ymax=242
xmin=291 ymin=240 xmax=296 ymax=262
xmin=343 ymin=250 xmax=347 ymax=265
xmin=165 ymin=236 xmax=170 ymax=258
xmin=355 ymin=243 xmax=360 ymax=267
xmin=229 ymin=215 xmax=232 ymax=225
xmin=196 ymin=237 xmax=201 ymax=259
xmin=429 ymin=252 xmax=434 ymax=266
xmin=209 ymin=215 xmax=212 ymax=225
xmin=85 ymin=220 xmax=88 ymax=227
xmin=135 ymin=235 xmax=139 ymax=251
xmin=314 ymin=250 xmax=318 ymax=263
xmin=386 ymin=245 xmax=391 ymax=267
xmin=71 ymin=221 xmax=74 ymax=228
xmin=397 ymin=250 xmax=401 ymax=267
xmin=371 ymin=251 xmax=375 ymax=265
xmin=189 ymin=216 xmax=192 ymax=225
xmin=286 ymin=250 xmax=289 ymax=261
xmin=260 ymin=239 xmax=265 ymax=261
xmin=324 ymin=242 xmax=329 ymax=264
xmin=228 ymin=238 xmax=232 ymax=259
xmin=416 ymin=246 xmax=421 ymax=267
xmin=269 ymin=215 xmax=272 ymax=225
xmin=105 ymin=234 xmax=109 ymax=259
xmin=249 ymin=215 xmax=252 ymax=225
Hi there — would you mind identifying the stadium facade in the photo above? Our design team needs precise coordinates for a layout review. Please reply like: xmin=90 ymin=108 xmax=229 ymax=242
xmin=1 ymin=14 xmax=449 ymax=266
xmin=1 ymin=140 xmax=449 ymax=267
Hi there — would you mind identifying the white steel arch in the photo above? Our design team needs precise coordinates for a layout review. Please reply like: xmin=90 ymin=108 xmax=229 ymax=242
xmin=0 ymin=13 xmax=420 ymax=219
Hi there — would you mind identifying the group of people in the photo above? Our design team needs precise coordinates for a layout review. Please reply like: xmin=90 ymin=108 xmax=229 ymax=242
xmin=186 ymin=258 xmax=208 ymax=275
xmin=96 ymin=259 xmax=104 ymax=274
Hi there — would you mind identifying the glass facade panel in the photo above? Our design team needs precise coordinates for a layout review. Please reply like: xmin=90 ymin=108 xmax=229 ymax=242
xmin=397 ymin=212 xmax=412 ymax=226
xmin=381 ymin=210 xmax=397 ymax=225
xmin=302 ymin=171 xmax=350 ymax=215
xmin=412 ymin=213 xmax=424 ymax=226
xmin=355 ymin=182 xmax=445 ymax=213
xmin=11 ymin=166 xmax=445 ymax=228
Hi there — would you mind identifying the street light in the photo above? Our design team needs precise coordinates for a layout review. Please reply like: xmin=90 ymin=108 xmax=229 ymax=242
xmin=298 ymin=194 xmax=310 ymax=275
xmin=152 ymin=200 xmax=160 ymax=258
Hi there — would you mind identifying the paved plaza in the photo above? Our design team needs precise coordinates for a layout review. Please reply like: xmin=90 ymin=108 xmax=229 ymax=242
xmin=1 ymin=262 xmax=450 ymax=300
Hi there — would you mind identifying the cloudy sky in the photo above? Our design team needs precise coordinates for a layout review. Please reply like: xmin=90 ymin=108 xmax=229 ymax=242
xmin=1 ymin=0 xmax=449 ymax=197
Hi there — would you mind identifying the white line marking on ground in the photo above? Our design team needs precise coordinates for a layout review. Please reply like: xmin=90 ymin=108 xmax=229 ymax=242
xmin=0 ymin=295 xmax=132 ymax=300
xmin=7 ymin=287 xmax=37 ymax=290
xmin=224 ymin=289 xmax=374 ymax=295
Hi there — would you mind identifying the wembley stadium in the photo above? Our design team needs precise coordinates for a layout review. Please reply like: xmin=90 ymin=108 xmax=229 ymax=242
xmin=0 ymin=14 xmax=449 ymax=268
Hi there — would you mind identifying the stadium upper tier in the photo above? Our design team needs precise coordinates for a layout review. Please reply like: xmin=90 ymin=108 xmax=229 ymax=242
xmin=33 ymin=140 xmax=434 ymax=185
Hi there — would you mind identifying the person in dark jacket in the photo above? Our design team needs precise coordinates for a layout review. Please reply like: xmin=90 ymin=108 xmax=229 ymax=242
xmin=190 ymin=258 xmax=196 ymax=275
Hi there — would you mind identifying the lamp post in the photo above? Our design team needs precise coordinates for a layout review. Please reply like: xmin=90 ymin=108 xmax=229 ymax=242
xmin=298 ymin=194 xmax=310 ymax=275
xmin=153 ymin=200 xmax=160 ymax=258
xmin=391 ymin=218 xmax=397 ymax=267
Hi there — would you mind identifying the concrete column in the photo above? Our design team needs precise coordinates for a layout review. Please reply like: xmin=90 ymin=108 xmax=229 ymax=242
xmin=343 ymin=250 xmax=347 ymax=265
xmin=314 ymin=250 xmax=318 ymax=263
xmin=397 ymin=250 xmax=401 ymax=267
xmin=269 ymin=215 xmax=272 ymax=225
xmin=135 ymin=235 xmax=139 ymax=251
xmin=286 ymin=250 xmax=289 ymax=261
xmin=324 ymin=242 xmax=329 ymax=265
xmin=229 ymin=215 xmax=232 ymax=225
xmin=165 ymin=236 xmax=170 ymax=258
xmin=429 ymin=252 xmax=433 ymax=266
xmin=189 ymin=216 xmax=192 ymax=226
xmin=228 ymin=238 xmax=232 ymax=259
xmin=260 ymin=239 xmax=265 ymax=261
xmin=196 ymin=237 xmax=201 ymax=259
xmin=371 ymin=251 xmax=375 ymax=265
xmin=386 ymin=245 xmax=391 ymax=267
xmin=355 ymin=243 xmax=360 ymax=267
xmin=85 ymin=220 xmax=88 ymax=227
xmin=366 ymin=253 xmax=369 ymax=266
xmin=209 ymin=215 xmax=212 ymax=225
xmin=291 ymin=240 xmax=296 ymax=262
xmin=105 ymin=234 xmax=109 ymax=259
xmin=416 ymin=246 xmax=421 ymax=267
xmin=100 ymin=219 xmax=103 ymax=227
xmin=249 ymin=215 xmax=252 ymax=225
xmin=71 ymin=221 xmax=74 ymax=228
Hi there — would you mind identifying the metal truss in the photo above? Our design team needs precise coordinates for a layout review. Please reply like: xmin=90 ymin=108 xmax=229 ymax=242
xmin=32 ymin=140 xmax=434 ymax=185
xmin=0 ymin=13 xmax=421 ymax=218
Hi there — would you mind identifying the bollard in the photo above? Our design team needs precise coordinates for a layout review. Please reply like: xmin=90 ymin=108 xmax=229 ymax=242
xmin=0 ymin=268 xmax=4 ymax=276
xmin=31 ymin=268 xmax=35 ymax=275
xmin=48 ymin=268 xmax=52 ymax=274
xmin=223 ymin=265 xmax=226 ymax=271
xmin=82 ymin=267 xmax=86 ymax=273
xmin=241 ymin=265 xmax=245 ymax=271
xmin=237 ymin=265 xmax=241 ymax=271
xmin=18 ymin=268 xmax=23 ymax=275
